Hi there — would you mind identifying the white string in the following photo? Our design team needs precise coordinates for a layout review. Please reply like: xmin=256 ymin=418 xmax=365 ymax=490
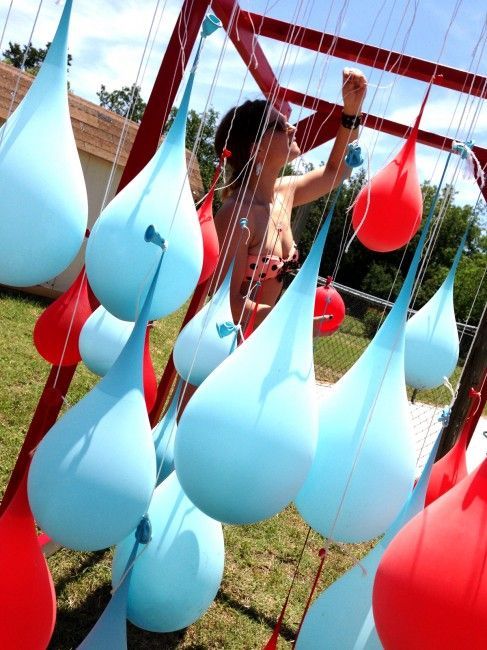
xmin=0 ymin=0 xmax=44 ymax=150
xmin=0 ymin=0 xmax=14 ymax=53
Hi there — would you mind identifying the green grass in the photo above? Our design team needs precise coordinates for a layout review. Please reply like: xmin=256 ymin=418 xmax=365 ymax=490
xmin=0 ymin=289 xmax=372 ymax=649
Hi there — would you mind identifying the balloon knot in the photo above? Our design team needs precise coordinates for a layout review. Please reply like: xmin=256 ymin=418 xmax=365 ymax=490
xmin=145 ymin=225 xmax=167 ymax=251
xmin=438 ymin=408 xmax=451 ymax=426
xmin=345 ymin=141 xmax=364 ymax=168
xmin=452 ymin=139 xmax=474 ymax=159
xmin=318 ymin=547 xmax=327 ymax=558
xmin=216 ymin=321 xmax=239 ymax=338
xmin=135 ymin=515 xmax=152 ymax=544
xmin=223 ymin=148 xmax=232 ymax=159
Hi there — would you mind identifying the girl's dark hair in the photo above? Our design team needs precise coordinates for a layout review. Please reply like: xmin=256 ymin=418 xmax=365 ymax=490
xmin=214 ymin=99 xmax=269 ymax=192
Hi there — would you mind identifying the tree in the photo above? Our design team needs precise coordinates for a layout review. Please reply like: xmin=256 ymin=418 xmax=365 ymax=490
xmin=2 ymin=41 xmax=72 ymax=75
xmin=97 ymin=84 xmax=147 ymax=123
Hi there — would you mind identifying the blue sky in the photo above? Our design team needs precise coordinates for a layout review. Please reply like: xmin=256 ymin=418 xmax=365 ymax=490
xmin=2 ymin=0 xmax=486 ymax=206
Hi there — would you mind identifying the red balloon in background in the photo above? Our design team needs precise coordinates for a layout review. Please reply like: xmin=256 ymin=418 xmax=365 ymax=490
xmin=143 ymin=327 xmax=157 ymax=412
xmin=313 ymin=279 xmax=346 ymax=336
xmin=197 ymin=191 xmax=220 ymax=285
xmin=426 ymin=389 xmax=481 ymax=506
xmin=425 ymin=431 xmax=467 ymax=506
xmin=0 ymin=471 xmax=56 ymax=648
xmin=373 ymin=459 xmax=487 ymax=650
xmin=351 ymin=88 xmax=432 ymax=252
xmin=197 ymin=149 xmax=231 ymax=285
xmin=34 ymin=268 xmax=98 ymax=366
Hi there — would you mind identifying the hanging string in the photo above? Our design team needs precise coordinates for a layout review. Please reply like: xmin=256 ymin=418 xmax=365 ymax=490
xmin=0 ymin=0 xmax=44 ymax=151
xmin=0 ymin=0 xmax=14 ymax=53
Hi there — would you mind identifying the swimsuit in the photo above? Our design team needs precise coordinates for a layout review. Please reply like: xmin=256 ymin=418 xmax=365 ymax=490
xmin=245 ymin=243 xmax=300 ymax=283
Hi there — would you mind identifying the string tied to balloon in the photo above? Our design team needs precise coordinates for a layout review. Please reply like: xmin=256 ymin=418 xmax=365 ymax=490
xmin=452 ymin=139 xmax=485 ymax=188
xmin=240 ymin=216 xmax=251 ymax=244
xmin=438 ymin=406 xmax=451 ymax=427
xmin=294 ymin=548 xmax=328 ymax=644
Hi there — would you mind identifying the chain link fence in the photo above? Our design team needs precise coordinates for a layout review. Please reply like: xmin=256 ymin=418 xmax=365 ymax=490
xmin=313 ymin=278 xmax=478 ymax=470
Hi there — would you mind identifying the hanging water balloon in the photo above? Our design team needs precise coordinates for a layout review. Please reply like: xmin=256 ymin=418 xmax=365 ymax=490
xmin=27 ymin=227 xmax=165 ymax=551
xmin=34 ymin=267 xmax=98 ymax=366
xmin=295 ymin=147 xmax=455 ymax=543
xmin=351 ymin=83 xmax=433 ymax=252
xmin=0 ymin=471 xmax=56 ymax=650
xmin=373 ymin=458 xmax=487 ymax=649
xmin=173 ymin=262 xmax=239 ymax=385
xmin=296 ymin=416 xmax=445 ymax=649
xmin=85 ymin=15 xmax=221 ymax=321
xmin=79 ymin=305 xmax=134 ymax=376
xmin=174 ymin=180 xmax=349 ymax=524
xmin=404 ymin=183 xmax=473 ymax=389
xmin=313 ymin=277 xmax=345 ymax=337
xmin=0 ymin=0 xmax=88 ymax=287
xmin=112 ymin=472 xmax=225 ymax=633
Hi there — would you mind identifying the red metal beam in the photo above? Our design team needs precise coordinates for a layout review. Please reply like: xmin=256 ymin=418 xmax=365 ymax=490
xmin=247 ymin=11 xmax=487 ymax=100
xmin=118 ymin=0 xmax=210 ymax=191
xmin=211 ymin=0 xmax=291 ymax=115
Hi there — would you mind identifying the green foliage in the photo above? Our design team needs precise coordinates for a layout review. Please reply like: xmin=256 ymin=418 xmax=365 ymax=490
xmin=2 ymin=41 xmax=72 ymax=75
xmin=363 ymin=307 xmax=383 ymax=338
xmin=97 ymin=83 xmax=147 ymax=123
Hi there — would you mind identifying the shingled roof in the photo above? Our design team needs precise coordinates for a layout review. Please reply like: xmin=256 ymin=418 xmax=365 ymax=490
xmin=0 ymin=61 xmax=204 ymax=196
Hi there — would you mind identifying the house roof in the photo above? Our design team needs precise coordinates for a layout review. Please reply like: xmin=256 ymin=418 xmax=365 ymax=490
xmin=0 ymin=61 xmax=204 ymax=196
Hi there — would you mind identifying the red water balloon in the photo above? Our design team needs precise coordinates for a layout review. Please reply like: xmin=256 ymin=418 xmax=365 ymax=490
xmin=34 ymin=268 xmax=98 ymax=366
xmin=143 ymin=327 xmax=157 ymax=412
xmin=313 ymin=278 xmax=346 ymax=336
xmin=197 ymin=192 xmax=220 ymax=285
xmin=351 ymin=87 xmax=432 ymax=253
xmin=0 ymin=470 xmax=56 ymax=649
xmin=197 ymin=149 xmax=230 ymax=285
xmin=373 ymin=459 xmax=487 ymax=649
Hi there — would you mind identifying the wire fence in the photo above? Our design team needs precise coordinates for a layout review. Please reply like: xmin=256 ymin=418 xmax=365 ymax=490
xmin=313 ymin=278 xmax=478 ymax=470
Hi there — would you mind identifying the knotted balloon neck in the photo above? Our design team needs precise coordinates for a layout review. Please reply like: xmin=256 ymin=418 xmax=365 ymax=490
xmin=135 ymin=514 xmax=152 ymax=544
xmin=389 ymin=149 xmax=453 ymax=319
xmin=453 ymin=139 xmax=485 ymax=188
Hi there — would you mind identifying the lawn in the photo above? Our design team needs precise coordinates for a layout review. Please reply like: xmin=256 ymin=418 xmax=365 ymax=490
xmin=0 ymin=289 xmax=373 ymax=649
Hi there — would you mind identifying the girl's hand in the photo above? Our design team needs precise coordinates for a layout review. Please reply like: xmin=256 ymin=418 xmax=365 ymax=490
xmin=342 ymin=67 xmax=367 ymax=115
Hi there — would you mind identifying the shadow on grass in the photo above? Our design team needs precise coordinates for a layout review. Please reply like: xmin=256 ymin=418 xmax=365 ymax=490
xmin=49 ymin=583 xmax=191 ymax=650
xmin=216 ymin=589 xmax=296 ymax=642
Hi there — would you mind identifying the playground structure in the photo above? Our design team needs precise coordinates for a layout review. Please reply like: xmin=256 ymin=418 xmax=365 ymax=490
xmin=0 ymin=1 xmax=486 ymax=647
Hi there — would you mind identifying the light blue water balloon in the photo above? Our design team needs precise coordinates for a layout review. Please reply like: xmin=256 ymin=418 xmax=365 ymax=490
xmin=173 ymin=263 xmax=238 ymax=385
xmin=153 ymin=379 xmax=182 ymax=485
xmin=174 ymin=210 xmax=337 ymax=525
xmin=295 ymin=153 xmax=453 ymax=543
xmin=296 ymin=417 xmax=445 ymax=650
xmin=112 ymin=471 xmax=224 ymax=633
xmin=0 ymin=0 xmax=87 ymax=287
xmin=85 ymin=20 xmax=220 ymax=321
xmin=79 ymin=305 xmax=134 ymax=376
xmin=404 ymin=227 xmax=469 ymax=389
xmin=27 ymin=235 xmax=164 ymax=551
